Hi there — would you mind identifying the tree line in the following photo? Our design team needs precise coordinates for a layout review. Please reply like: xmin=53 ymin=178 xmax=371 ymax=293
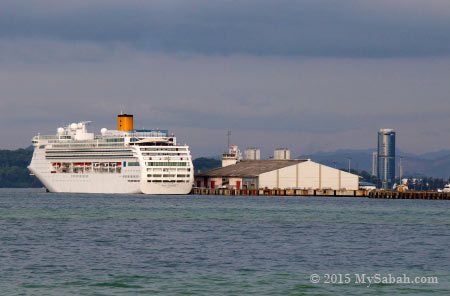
xmin=0 ymin=149 xmax=42 ymax=188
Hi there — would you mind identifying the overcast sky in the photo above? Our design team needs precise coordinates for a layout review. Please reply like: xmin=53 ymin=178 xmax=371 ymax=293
xmin=1 ymin=0 xmax=450 ymax=157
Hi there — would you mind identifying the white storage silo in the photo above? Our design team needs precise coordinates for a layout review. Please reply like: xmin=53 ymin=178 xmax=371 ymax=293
xmin=245 ymin=148 xmax=261 ymax=160
xmin=274 ymin=148 xmax=290 ymax=160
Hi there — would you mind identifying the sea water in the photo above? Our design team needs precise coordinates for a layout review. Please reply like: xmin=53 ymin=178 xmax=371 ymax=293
xmin=0 ymin=188 xmax=449 ymax=295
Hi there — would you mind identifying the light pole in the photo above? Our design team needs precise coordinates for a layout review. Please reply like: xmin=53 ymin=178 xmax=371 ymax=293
xmin=347 ymin=157 xmax=352 ymax=173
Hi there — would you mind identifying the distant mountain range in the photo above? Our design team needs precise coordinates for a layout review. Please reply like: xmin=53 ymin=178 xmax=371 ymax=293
xmin=298 ymin=149 xmax=450 ymax=178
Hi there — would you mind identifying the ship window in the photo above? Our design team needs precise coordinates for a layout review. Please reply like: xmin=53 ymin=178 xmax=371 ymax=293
xmin=147 ymin=162 xmax=187 ymax=167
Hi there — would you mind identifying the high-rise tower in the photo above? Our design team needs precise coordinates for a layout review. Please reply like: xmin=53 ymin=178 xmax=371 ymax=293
xmin=372 ymin=151 xmax=377 ymax=176
xmin=377 ymin=129 xmax=396 ymax=189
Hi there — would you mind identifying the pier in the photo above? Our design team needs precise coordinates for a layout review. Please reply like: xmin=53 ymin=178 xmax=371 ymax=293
xmin=191 ymin=188 xmax=368 ymax=197
xmin=368 ymin=190 xmax=450 ymax=200
xmin=191 ymin=188 xmax=450 ymax=200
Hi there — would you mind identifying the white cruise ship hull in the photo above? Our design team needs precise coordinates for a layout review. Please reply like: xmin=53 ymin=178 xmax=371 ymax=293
xmin=31 ymin=170 xmax=142 ymax=194
xmin=30 ymin=171 xmax=192 ymax=194
xmin=28 ymin=118 xmax=194 ymax=195
xmin=140 ymin=182 xmax=192 ymax=195
xmin=29 ymin=146 xmax=193 ymax=195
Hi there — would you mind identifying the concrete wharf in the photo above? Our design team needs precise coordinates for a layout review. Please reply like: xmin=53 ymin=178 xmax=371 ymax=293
xmin=368 ymin=190 xmax=450 ymax=200
xmin=191 ymin=188 xmax=450 ymax=200
xmin=191 ymin=188 xmax=368 ymax=197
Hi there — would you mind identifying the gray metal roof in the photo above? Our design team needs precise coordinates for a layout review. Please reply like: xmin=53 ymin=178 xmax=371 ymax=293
xmin=195 ymin=159 xmax=308 ymax=178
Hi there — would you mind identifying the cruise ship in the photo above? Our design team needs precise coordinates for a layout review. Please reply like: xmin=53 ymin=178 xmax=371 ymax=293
xmin=28 ymin=114 xmax=194 ymax=194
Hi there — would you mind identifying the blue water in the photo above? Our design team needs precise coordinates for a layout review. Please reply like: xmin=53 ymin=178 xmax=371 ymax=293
xmin=0 ymin=188 xmax=449 ymax=295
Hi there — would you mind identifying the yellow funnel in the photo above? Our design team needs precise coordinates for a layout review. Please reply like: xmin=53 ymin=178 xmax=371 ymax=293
xmin=117 ymin=114 xmax=133 ymax=131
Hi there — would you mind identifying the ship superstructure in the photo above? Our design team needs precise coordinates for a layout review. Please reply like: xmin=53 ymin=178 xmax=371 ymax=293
xmin=28 ymin=114 xmax=194 ymax=194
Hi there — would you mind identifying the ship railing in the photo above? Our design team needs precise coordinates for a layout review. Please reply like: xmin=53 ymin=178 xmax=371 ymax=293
xmin=49 ymin=142 xmax=127 ymax=149
xmin=130 ymin=131 xmax=169 ymax=137
xmin=35 ymin=135 xmax=59 ymax=140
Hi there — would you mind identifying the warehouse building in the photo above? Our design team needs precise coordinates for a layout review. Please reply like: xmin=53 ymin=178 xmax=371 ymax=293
xmin=195 ymin=159 xmax=359 ymax=190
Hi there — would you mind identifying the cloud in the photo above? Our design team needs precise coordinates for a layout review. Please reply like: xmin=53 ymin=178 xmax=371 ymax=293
xmin=1 ymin=0 xmax=450 ymax=57
xmin=1 ymin=1 xmax=450 ymax=155
xmin=1 ymin=40 xmax=450 ymax=155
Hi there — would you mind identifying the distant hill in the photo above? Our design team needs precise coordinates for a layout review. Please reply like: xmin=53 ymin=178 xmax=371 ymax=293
xmin=0 ymin=149 xmax=42 ymax=188
xmin=298 ymin=149 xmax=450 ymax=178
xmin=298 ymin=149 xmax=375 ymax=172
xmin=402 ymin=154 xmax=450 ymax=178
xmin=193 ymin=157 xmax=221 ymax=173
xmin=418 ymin=150 xmax=450 ymax=160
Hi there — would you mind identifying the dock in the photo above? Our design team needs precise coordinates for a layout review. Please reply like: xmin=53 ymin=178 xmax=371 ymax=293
xmin=191 ymin=188 xmax=450 ymax=200
xmin=191 ymin=188 xmax=368 ymax=197
xmin=368 ymin=190 xmax=450 ymax=200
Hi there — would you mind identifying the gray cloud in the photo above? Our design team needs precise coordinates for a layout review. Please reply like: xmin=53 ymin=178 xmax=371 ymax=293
xmin=1 ymin=0 xmax=450 ymax=57
xmin=1 ymin=41 xmax=450 ymax=155
xmin=2 ymin=1 xmax=450 ymax=156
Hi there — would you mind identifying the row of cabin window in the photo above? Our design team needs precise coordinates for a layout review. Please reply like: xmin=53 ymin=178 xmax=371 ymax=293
xmin=146 ymin=162 xmax=188 ymax=167
xmin=140 ymin=148 xmax=187 ymax=151
xmin=147 ymin=174 xmax=190 ymax=178
xmin=147 ymin=180 xmax=190 ymax=183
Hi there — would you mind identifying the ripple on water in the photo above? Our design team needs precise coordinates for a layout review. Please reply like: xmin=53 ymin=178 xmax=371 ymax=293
xmin=0 ymin=189 xmax=449 ymax=295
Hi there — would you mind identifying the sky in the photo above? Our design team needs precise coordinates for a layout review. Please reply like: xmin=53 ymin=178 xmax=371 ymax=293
xmin=1 ymin=0 xmax=450 ymax=158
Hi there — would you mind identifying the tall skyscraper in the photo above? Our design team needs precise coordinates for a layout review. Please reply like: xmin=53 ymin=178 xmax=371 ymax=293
xmin=372 ymin=151 xmax=377 ymax=176
xmin=377 ymin=129 xmax=396 ymax=189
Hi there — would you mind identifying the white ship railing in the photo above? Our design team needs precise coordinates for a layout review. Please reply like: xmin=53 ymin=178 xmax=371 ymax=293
xmin=49 ymin=143 xmax=127 ymax=149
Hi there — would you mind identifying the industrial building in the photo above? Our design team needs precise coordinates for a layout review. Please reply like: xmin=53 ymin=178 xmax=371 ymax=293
xmin=274 ymin=148 xmax=290 ymax=160
xmin=195 ymin=159 xmax=359 ymax=190
xmin=245 ymin=148 xmax=261 ymax=160
xmin=222 ymin=145 xmax=242 ymax=167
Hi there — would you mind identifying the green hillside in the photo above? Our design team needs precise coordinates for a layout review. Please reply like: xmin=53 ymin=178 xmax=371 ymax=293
xmin=193 ymin=157 xmax=221 ymax=173
xmin=0 ymin=149 xmax=42 ymax=188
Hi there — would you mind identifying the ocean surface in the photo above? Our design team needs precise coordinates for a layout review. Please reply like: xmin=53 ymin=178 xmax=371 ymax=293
xmin=0 ymin=188 xmax=449 ymax=295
